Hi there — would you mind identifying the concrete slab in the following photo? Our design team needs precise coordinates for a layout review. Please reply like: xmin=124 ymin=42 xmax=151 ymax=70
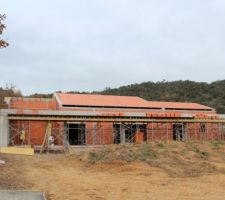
xmin=0 ymin=190 xmax=46 ymax=200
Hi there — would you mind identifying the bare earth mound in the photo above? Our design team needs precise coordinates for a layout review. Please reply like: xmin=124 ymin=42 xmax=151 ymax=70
xmin=1 ymin=141 xmax=225 ymax=200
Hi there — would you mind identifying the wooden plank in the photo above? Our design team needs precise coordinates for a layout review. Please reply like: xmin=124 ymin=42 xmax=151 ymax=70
xmin=0 ymin=147 xmax=34 ymax=155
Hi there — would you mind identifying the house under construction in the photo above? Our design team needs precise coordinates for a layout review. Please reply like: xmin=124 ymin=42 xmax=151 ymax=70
xmin=0 ymin=93 xmax=225 ymax=150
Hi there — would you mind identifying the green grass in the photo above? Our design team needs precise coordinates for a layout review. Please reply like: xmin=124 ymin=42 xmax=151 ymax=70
xmin=200 ymin=151 xmax=209 ymax=157
xmin=156 ymin=142 xmax=165 ymax=148
xmin=87 ymin=143 xmax=158 ymax=164
xmin=80 ymin=141 xmax=216 ymax=166
xmin=89 ymin=149 xmax=112 ymax=164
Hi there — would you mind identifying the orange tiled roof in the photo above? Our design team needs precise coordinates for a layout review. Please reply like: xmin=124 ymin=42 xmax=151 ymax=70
xmin=146 ymin=101 xmax=212 ymax=110
xmin=55 ymin=93 xmax=213 ymax=110
xmin=56 ymin=93 xmax=149 ymax=108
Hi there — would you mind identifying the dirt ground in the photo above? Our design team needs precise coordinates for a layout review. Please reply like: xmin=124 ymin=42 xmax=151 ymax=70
xmin=1 ymin=142 xmax=225 ymax=200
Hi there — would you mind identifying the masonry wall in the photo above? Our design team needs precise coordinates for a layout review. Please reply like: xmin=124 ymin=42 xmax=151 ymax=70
xmin=86 ymin=122 xmax=113 ymax=145
xmin=187 ymin=123 xmax=221 ymax=140
xmin=9 ymin=121 xmax=64 ymax=146
xmin=146 ymin=123 xmax=173 ymax=141
xmin=146 ymin=122 xmax=222 ymax=141
xmin=8 ymin=121 xmax=224 ymax=146
xmin=9 ymin=98 xmax=58 ymax=110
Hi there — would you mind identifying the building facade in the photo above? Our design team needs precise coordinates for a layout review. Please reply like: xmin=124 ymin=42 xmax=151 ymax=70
xmin=0 ymin=93 xmax=225 ymax=149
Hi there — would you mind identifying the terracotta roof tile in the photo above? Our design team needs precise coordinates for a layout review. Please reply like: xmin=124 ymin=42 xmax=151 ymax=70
xmin=56 ymin=93 xmax=149 ymax=108
xmin=55 ymin=93 xmax=213 ymax=110
xmin=146 ymin=101 xmax=212 ymax=110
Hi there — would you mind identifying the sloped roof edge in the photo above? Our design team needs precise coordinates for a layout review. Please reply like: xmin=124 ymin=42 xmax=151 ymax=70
xmin=54 ymin=93 xmax=213 ymax=111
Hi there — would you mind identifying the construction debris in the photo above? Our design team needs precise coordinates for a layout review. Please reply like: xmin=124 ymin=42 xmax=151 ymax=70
xmin=0 ymin=190 xmax=46 ymax=200
xmin=0 ymin=160 xmax=5 ymax=164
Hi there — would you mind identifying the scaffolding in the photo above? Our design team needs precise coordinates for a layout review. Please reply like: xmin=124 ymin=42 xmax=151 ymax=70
xmin=8 ymin=115 xmax=225 ymax=152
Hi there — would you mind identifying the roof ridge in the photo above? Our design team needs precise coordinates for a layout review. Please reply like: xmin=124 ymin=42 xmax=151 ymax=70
xmin=55 ymin=92 xmax=145 ymax=99
xmin=148 ymin=100 xmax=202 ymax=104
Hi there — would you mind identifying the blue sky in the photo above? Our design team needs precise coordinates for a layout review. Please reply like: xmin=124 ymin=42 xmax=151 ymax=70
xmin=1 ymin=0 xmax=225 ymax=95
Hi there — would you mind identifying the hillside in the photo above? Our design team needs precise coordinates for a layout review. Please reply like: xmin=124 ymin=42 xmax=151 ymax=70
xmin=99 ymin=80 xmax=225 ymax=113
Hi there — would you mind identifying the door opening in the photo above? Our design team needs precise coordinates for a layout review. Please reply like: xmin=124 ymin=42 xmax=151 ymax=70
xmin=173 ymin=123 xmax=186 ymax=141
xmin=113 ymin=124 xmax=121 ymax=144
xmin=113 ymin=123 xmax=147 ymax=144
xmin=67 ymin=123 xmax=86 ymax=145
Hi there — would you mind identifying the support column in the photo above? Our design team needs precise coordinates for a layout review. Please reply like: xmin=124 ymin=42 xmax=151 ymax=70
xmin=120 ymin=123 xmax=126 ymax=144
xmin=28 ymin=120 xmax=31 ymax=145
xmin=64 ymin=123 xmax=69 ymax=146
xmin=93 ymin=122 xmax=97 ymax=145
xmin=0 ymin=110 xmax=9 ymax=147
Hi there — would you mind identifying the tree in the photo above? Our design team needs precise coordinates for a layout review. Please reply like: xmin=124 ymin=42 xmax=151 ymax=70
xmin=0 ymin=84 xmax=22 ymax=108
xmin=0 ymin=14 xmax=9 ymax=48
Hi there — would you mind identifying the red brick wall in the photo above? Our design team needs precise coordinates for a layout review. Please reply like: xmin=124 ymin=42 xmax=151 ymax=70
xmin=146 ymin=123 xmax=173 ymax=141
xmin=9 ymin=98 xmax=57 ymax=110
xmin=86 ymin=122 xmax=94 ymax=145
xmin=146 ymin=122 xmax=221 ymax=141
xmin=187 ymin=123 xmax=220 ymax=140
xmin=10 ymin=121 xmax=64 ymax=146
xmin=134 ymin=131 xmax=144 ymax=144
xmin=86 ymin=122 xmax=113 ymax=145
xmin=9 ymin=120 xmax=222 ymax=146
xmin=98 ymin=122 xmax=113 ymax=145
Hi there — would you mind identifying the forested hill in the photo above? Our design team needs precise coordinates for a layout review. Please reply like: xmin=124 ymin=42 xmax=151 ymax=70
xmin=0 ymin=80 xmax=225 ymax=114
xmin=98 ymin=80 xmax=225 ymax=114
